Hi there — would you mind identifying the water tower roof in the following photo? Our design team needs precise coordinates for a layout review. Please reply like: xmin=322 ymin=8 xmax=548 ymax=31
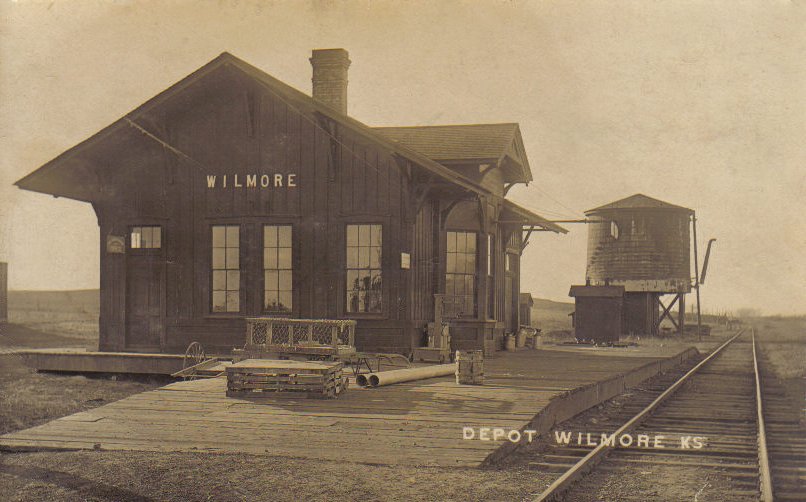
xmin=585 ymin=194 xmax=693 ymax=214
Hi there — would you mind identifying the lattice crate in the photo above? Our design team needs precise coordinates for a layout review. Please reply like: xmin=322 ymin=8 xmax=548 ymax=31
xmin=246 ymin=318 xmax=356 ymax=348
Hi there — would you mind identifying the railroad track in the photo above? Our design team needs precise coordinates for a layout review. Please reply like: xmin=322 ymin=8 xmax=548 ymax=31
xmin=513 ymin=329 xmax=805 ymax=501
xmin=756 ymin=334 xmax=806 ymax=501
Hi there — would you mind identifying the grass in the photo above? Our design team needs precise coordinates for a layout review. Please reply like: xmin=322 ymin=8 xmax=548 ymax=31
xmin=754 ymin=316 xmax=806 ymax=379
xmin=0 ymin=353 xmax=164 ymax=436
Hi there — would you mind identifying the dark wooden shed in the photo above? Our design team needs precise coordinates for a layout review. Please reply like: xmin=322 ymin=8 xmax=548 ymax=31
xmin=15 ymin=49 xmax=566 ymax=356
xmin=568 ymin=285 xmax=625 ymax=343
xmin=518 ymin=292 xmax=534 ymax=328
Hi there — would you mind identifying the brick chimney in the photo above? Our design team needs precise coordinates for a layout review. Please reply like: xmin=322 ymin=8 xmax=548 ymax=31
xmin=310 ymin=48 xmax=351 ymax=115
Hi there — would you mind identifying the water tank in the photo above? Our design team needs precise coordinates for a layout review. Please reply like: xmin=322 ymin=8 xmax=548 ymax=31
xmin=585 ymin=194 xmax=693 ymax=293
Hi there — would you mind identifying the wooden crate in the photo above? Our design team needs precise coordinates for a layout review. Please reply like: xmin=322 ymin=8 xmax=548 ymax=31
xmin=455 ymin=350 xmax=484 ymax=385
xmin=226 ymin=359 xmax=348 ymax=399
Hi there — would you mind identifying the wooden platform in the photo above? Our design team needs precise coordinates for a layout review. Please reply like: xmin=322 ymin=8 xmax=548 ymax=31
xmin=17 ymin=348 xmax=186 ymax=375
xmin=0 ymin=347 xmax=698 ymax=467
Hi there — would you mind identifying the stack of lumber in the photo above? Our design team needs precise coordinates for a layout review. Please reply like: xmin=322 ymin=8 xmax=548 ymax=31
xmin=226 ymin=359 xmax=348 ymax=399
xmin=455 ymin=350 xmax=484 ymax=385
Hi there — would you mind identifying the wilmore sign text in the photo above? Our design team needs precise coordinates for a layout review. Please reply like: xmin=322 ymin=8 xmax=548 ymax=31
xmin=206 ymin=173 xmax=298 ymax=189
xmin=462 ymin=427 xmax=707 ymax=449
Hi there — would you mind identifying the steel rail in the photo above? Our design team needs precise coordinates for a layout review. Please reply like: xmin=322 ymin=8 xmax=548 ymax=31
xmin=533 ymin=329 xmax=746 ymax=502
xmin=752 ymin=328 xmax=774 ymax=502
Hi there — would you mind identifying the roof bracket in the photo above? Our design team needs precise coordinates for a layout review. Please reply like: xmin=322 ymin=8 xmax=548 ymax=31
xmin=522 ymin=227 xmax=534 ymax=250
xmin=393 ymin=154 xmax=413 ymax=182
xmin=479 ymin=163 xmax=496 ymax=176
xmin=412 ymin=173 xmax=435 ymax=214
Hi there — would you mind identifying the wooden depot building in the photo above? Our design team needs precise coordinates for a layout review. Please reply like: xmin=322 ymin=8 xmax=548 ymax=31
xmin=15 ymin=49 xmax=566 ymax=355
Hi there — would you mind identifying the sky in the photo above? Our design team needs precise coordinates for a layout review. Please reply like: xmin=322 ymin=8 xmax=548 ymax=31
xmin=0 ymin=0 xmax=804 ymax=315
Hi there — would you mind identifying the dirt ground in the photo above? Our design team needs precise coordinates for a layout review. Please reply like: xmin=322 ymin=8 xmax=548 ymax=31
xmin=0 ymin=451 xmax=556 ymax=502
xmin=1 ymin=294 xmax=803 ymax=501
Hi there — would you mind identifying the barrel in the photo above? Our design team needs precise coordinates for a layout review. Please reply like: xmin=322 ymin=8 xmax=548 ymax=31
xmin=504 ymin=334 xmax=516 ymax=352
xmin=515 ymin=328 xmax=527 ymax=348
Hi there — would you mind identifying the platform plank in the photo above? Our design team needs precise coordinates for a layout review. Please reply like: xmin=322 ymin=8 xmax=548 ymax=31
xmin=0 ymin=347 xmax=697 ymax=466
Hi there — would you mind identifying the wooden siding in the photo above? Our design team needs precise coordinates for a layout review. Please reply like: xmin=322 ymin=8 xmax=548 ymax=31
xmin=95 ymin=65 xmax=415 ymax=353
xmin=71 ymin=62 xmax=535 ymax=356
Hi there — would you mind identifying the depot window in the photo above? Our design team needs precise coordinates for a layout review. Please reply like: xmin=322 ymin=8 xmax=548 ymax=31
xmin=445 ymin=231 xmax=477 ymax=318
xmin=264 ymin=225 xmax=293 ymax=313
xmin=211 ymin=225 xmax=240 ymax=313
xmin=130 ymin=226 xmax=161 ymax=249
xmin=346 ymin=224 xmax=383 ymax=314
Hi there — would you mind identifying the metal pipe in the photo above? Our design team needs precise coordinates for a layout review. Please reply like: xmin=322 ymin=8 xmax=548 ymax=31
xmin=362 ymin=363 xmax=456 ymax=388
xmin=692 ymin=213 xmax=702 ymax=341
xmin=700 ymin=238 xmax=717 ymax=284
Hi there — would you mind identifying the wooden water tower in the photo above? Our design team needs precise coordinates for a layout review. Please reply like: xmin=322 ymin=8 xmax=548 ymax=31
xmin=585 ymin=194 xmax=693 ymax=336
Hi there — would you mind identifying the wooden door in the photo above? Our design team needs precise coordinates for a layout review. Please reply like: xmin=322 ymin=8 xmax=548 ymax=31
xmin=125 ymin=254 xmax=164 ymax=350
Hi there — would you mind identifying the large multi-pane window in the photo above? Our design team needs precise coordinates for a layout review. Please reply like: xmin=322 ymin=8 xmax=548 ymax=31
xmin=264 ymin=225 xmax=293 ymax=313
xmin=346 ymin=224 xmax=382 ymax=313
xmin=445 ymin=230 xmax=477 ymax=317
xmin=130 ymin=226 xmax=161 ymax=249
xmin=211 ymin=225 xmax=240 ymax=313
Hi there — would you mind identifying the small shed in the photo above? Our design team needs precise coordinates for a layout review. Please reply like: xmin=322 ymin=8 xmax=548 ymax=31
xmin=518 ymin=293 xmax=534 ymax=327
xmin=568 ymin=285 xmax=625 ymax=343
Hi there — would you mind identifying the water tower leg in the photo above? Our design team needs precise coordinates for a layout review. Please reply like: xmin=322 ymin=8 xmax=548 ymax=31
xmin=678 ymin=294 xmax=685 ymax=336
xmin=651 ymin=294 xmax=660 ymax=336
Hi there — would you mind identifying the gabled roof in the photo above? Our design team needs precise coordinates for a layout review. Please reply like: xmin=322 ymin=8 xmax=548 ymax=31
xmin=373 ymin=123 xmax=532 ymax=183
xmin=15 ymin=52 xmax=488 ymax=201
xmin=586 ymin=194 xmax=693 ymax=214
xmin=15 ymin=51 xmax=559 ymax=232
xmin=502 ymin=200 xmax=568 ymax=234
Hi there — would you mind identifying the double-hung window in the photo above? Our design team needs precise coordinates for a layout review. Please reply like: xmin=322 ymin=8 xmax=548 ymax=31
xmin=346 ymin=224 xmax=382 ymax=313
xmin=445 ymin=231 xmax=477 ymax=318
xmin=211 ymin=225 xmax=240 ymax=313
xmin=264 ymin=225 xmax=293 ymax=313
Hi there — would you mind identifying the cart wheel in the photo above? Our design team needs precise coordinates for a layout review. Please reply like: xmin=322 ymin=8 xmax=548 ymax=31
xmin=183 ymin=342 xmax=205 ymax=380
